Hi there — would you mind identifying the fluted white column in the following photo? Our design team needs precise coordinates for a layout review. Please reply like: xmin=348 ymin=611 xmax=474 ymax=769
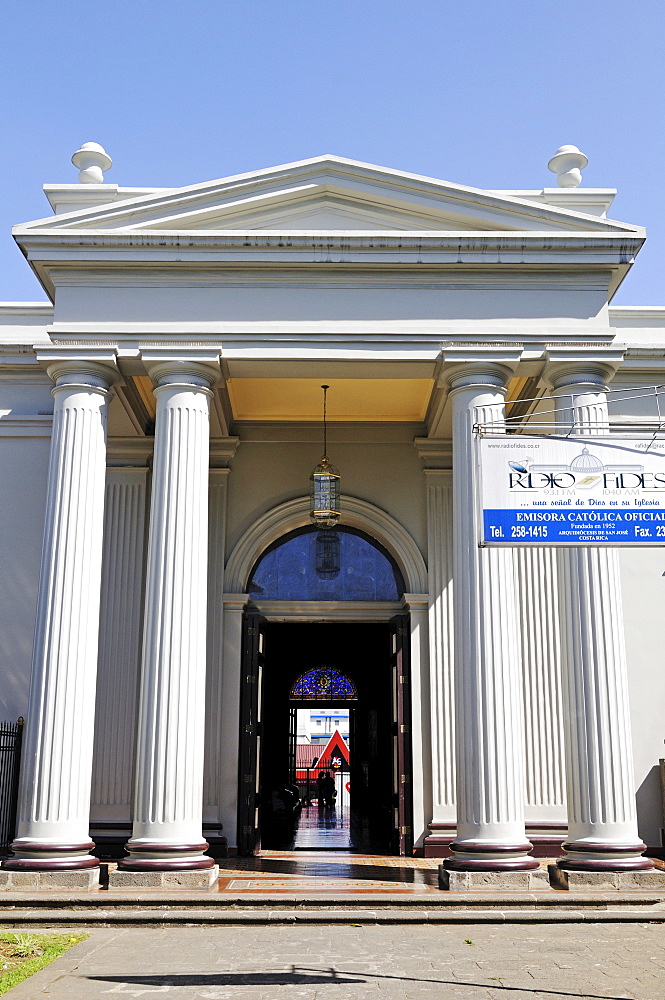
xmin=425 ymin=471 xmax=456 ymax=818
xmin=548 ymin=362 xmax=651 ymax=871
xmin=219 ymin=595 xmax=249 ymax=851
xmin=4 ymin=358 xmax=116 ymax=872
xmin=203 ymin=469 xmax=231 ymax=836
xmin=515 ymin=547 xmax=566 ymax=819
xmin=444 ymin=363 xmax=537 ymax=872
xmin=405 ymin=593 xmax=432 ymax=849
xmin=91 ymin=469 xmax=148 ymax=826
xmin=121 ymin=357 xmax=219 ymax=871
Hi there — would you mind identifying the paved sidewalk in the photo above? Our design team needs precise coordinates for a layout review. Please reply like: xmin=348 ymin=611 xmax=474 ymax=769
xmin=7 ymin=923 xmax=665 ymax=999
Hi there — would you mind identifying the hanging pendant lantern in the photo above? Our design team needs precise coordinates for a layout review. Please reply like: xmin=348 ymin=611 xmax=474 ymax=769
xmin=310 ymin=384 xmax=341 ymax=529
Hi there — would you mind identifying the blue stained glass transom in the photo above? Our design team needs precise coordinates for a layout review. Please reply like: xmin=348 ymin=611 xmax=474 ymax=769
xmin=290 ymin=667 xmax=358 ymax=701
xmin=247 ymin=528 xmax=403 ymax=601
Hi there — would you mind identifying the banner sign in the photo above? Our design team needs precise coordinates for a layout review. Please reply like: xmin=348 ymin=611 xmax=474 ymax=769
xmin=478 ymin=435 xmax=665 ymax=545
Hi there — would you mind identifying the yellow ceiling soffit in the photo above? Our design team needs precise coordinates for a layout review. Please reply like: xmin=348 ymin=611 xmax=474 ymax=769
xmin=227 ymin=378 xmax=433 ymax=422
xmin=132 ymin=376 xmax=157 ymax=419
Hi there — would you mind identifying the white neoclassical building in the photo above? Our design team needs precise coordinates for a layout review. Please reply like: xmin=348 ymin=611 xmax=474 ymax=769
xmin=1 ymin=144 xmax=665 ymax=889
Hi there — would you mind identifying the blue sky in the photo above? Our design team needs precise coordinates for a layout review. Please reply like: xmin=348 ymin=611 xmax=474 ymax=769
xmin=1 ymin=0 xmax=663 ymax=303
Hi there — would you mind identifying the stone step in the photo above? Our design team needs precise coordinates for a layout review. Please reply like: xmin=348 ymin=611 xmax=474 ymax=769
xmin=0 ymin=906 xmax=665 ymax=925
xmin=0 ymin=892 xmax=664 ymax=926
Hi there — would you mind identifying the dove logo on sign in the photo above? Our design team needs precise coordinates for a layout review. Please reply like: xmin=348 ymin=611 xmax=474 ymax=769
xmin=508 ymin=448 xmax=644 ymax=491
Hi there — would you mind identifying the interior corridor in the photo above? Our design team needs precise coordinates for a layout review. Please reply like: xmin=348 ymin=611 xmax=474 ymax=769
xmin=292 ymin=802 xmax=352 ymax=850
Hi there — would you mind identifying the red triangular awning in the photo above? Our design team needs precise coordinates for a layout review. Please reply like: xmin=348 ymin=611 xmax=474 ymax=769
xmin=312 ymin=729 xmax=350 ymax=768
xmin=295 ymin=729 xmax=350 ymax=776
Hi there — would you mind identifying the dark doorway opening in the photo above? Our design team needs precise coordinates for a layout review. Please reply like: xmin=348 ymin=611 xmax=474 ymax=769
xmin=237 ymin=615 xmax=412 ymax=857
xmin=291 ymin=707 xmax=353 ymax=850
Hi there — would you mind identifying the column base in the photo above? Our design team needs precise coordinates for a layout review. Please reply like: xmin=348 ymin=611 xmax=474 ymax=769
xmin=2 ymin=839 xmax=99 ymax=872
xmin=549 ymin=864 xmax=665 ymax=891
xmin=423 ymin=823 xmax=455 ymax=858
xmin=558 ymin=840 xmax=652 ymax=872
xmin=0 ymin=868 xmax=100 ymax=891
xmin=440 ymin=867 xmax=549 ymax=891
xmin=108 ymin=865 xmax=219 ymax=891
xmin=118 ymin=839 xmax=216 ymax=873
xmin=443 ymin=841 xmax=540 ymax=872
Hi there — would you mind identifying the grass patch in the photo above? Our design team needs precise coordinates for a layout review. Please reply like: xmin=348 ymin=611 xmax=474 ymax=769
xmin=0 ymin=931 xmax=87 ymax=995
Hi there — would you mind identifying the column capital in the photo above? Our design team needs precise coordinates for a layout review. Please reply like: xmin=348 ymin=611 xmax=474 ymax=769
xmin=414 ymin=437 xmax=452 ymax=470
xmin=210 ymin=438 xmax=240 ymax=469
xmin=442 ymin=346 xmax=520 ymax=384
xmin=223 ymin=594 xmax=251 ymax=612
xmin=443 ymin=362 xmax=515 ymax=394
xmin=402 ymin=593 xmax=429 ymax=612
xmin=141 ymin=348 xmax=221 ymax=391
xmin=441 ymin=348 xmax=520 ymax=393
xmin=35 ymin=347 xmax=120 ymax=392
xmin=423 ymin=468 xmax=453 ymax=481
xmin=543 ymin=347 xmax=625 ymax=392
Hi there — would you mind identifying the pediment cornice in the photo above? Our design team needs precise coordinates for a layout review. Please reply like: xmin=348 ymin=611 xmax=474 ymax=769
xmin=16 ymin=155 xmax=643 ymax=238
xmin=17 ymin=228 xmax=644 ymax=301
xmin=16 ymin=229 xmax=644 ymax=259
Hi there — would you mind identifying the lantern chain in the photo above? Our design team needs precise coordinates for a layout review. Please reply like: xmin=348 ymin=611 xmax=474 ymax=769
xmin=321 ymin=384 xmax=329 ymax=460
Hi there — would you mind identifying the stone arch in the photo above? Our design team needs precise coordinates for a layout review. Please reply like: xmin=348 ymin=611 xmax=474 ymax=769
xmin=225 ymin=494 xmax=427 ymax=595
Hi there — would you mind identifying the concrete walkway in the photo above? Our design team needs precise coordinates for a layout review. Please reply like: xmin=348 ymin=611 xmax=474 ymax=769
xmin=7 ymin=923 xmax=665 ymax=999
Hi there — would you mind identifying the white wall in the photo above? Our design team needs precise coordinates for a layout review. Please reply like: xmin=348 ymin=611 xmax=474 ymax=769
xmin=0 ymin=370 xmax=53 ymax=719
xmin=0 ymin=432 xmax=50 ymax=720
xmin=225 ymin=424 xmax=428 ymax=573
xmin=620 ymin=547 xmax=665 ymax=849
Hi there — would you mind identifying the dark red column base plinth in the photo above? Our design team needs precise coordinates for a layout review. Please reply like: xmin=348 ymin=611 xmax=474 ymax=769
xmin=444 ymin=857 xmax=541 ymax=872
xmin=2 ymin=857 xmax=100 ymax=871
xmin=443 ymin=840 xmax=540 ymax=872
xmin=117 ymin=857 xmax=217 ymax=872
xmin=558 ymin=840 xmax=653 ymax=872
xmin=424 ymin=823 xmax=567 ymax=859
xmin=2 ymin=840 xmax=99 ymax=871
xmin=117 ymin=840 xmax=216 ymax=872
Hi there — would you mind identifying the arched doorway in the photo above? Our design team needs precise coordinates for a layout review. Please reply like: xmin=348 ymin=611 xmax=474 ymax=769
xmin=236 ymin=525 xmax=413 ymax=856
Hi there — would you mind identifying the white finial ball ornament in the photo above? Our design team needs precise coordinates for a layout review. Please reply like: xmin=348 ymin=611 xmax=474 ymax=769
xmin=71 ymin=142 xmax=112 ymax=184
xmin=547 ymin=144 xmax=588 ymax=188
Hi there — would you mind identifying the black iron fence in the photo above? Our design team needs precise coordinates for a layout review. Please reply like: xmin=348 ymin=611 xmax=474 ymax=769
xmin=0 ymin=719 xmax=23 ymax=853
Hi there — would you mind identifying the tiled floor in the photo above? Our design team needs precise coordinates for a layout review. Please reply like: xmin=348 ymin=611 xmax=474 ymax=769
xmin=292 ymin=803 xmax=352 ymax=850
xmin=217 ymin=804 xmax=441 ymax=893
xmin=216 ymin=851 xmax=441 ymax=893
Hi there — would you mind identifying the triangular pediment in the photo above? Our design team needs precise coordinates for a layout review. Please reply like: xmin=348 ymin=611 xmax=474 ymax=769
xmin=18 ymin=155 xmax=640 ymax=237
xmin=173 ymin=192 xmax=481 ymax=232
xmin=318 ymin=730 xmax=350 ymax=766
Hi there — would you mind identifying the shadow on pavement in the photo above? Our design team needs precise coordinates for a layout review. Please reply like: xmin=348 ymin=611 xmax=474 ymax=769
xmin=88 ymin=970 xmax=630 ymax=998
xmin=88 ymin=971 xmax=364 ymax=986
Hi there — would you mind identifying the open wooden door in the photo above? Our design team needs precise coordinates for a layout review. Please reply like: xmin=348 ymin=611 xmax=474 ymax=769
xmin=390 ymin=612 xmax=413 ymax=856
xmin=237 ymin=606 xmax=267 ymax=855
xmin=288 ymin=707 xmax=297 ymax=782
